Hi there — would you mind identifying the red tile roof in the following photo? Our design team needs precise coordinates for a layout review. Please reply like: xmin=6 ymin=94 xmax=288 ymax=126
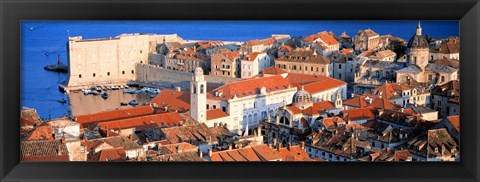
xmin=88 ymin=147 xmax=127 ymax=162
xmin=342 ymin=107 xmax=376 ymax=121
xmin=303 ymin=34 xmax=320 ymax=42
xmin=341 ymin=48 xmax=353 ymax=56
xmin=222 ymin=51 xmax=241 ymax=60
xmin=98 ymin=112 xmax=183 ymax=131
xmin=394 ymin=150 xmax=412 ymax=161
xmin=262 ymin=66 xmax=287 ymax=75
xmin=207 ymin=109 xmax=230 ymax=120
xmin=209 ymin=75 xmax=294 ymax=100
xmin=318 ymin=34 xmax=339 ymax=45
xmin=75 ymin=105 xmax=155 ymax=129
xmin=343 ymin=94 xmax=401 ymax=110
xmin=277 ymin=146 xmax=312 ymax=161
xmin=278 ymin=45 xmax=293 ymax=52
xmin=301 ymin=101 xmax=337 ymax=115
xmin=24 ymin=125 xmax=54 ymax=141
xmin=244 ymin=52 xmax=264 ymax=61
xmin=447 ymin=115 xmax=460 ymax=132
xmin=150 ymin=90 xmax=191 ymax=113
xmin=302 ymin=77 xmax=346 ymax=95
xmin=246 ymin=37 xmax=276 ymax=46
xmin=372 ymin=83 xmax=410 ymax=100
xmin=21 ymin=118 xmax=40 ymax=127
xmin=322 ymin=117 xmax=346 ymax=130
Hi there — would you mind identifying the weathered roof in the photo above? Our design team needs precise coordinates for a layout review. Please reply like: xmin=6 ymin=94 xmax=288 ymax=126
xmin=276 ymin=49 xmax=331 ymax=64
xmin=430 ymin=41 xmax=459 ymax=54
xmin=21 ymin=140 xmax=69 ymax=161
xmin=362 ymin=60 xmax=404 ymax=70
xmin=427 ymin=128 xmax=458 ymax=158
xmin=432 ymin=58 xmax=459 ymax=69
xmin=425 ymin=63 xmax=457 ymax=73
xmin=161 ymin=123 xmax=232 ymax=144
xmin=396 ymin=64 xmax=422 ymax=73
xmin=89 ymin=136 xmax=143 ymax=151
xmin=431 ymin=80 xmax=460 ymax=97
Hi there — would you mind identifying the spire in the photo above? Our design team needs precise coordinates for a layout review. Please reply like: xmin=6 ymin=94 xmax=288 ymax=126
xmin=416 ymin=21 xmax=422 ymax=36
xmin=163 ymin=36 xmax=166 ymax=44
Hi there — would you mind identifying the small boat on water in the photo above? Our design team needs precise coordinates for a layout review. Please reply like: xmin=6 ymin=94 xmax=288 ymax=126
xmin=58 ymin=98 xmax=67 ymax=104
xmin=101 ymin=92 xmax=108 ymax=99
xmin=120 ymin=102 xmax=128 ymax=106
xmin=128 ymin=100 xmax=138 ymax=106
xmin=91 ymin=90 xmax=99 ymax=95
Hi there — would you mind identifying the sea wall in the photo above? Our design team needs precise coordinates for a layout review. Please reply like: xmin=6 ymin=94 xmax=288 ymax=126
xmin=135 ymin=63 xmax=243 ymax=89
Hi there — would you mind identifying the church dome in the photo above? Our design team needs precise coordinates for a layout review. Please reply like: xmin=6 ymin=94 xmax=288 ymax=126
xmin=407 ymin=35 xmax=429 ymax=49
xmin=292 ymin=88 xmax=313 ymax=106
xmin=407 ymin=21 xmax=429 ymax=49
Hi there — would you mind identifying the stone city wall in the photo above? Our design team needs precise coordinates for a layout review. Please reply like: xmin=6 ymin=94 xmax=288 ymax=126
xmin=135 ymin=64 xmax=243 ymax=89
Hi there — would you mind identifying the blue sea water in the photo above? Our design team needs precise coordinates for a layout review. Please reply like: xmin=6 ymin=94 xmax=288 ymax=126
xmin=21 ymin=20 xmax=459 ymax=119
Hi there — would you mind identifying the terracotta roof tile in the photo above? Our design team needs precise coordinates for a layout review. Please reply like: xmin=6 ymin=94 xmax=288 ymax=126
xmin=88 ymin=147 xmax=127 ymax=162
xmin=209 ymin=75 xmax=294 ymax=101
xmin=206 ymin=109 xmax=230 ymax=120
xmin=21 ymin=140 xmax=69 ymax=161
xmin=447 ymin=115 xmax=460 ymax=132
xmin=75 ymin=105 xmax=155 ymax=128
xmin=243 ymin=52 xmax=264 ymax=62
xmin=24 ymin=125 xmax=54 ymax=141
xmin=262 ymin=66 xmax=287 ymax=75
xmin=237 ymin=147 xmax=262 ymax=161
xmin=342 ymin=107 xmax=376 ymax=121
xmin=98 ymin=112 xmax=183 ymax=131
xmin=278 ymin=45 xmax=293 ymax=52
xmin=151 ymin=90 xmax=190 ymax=113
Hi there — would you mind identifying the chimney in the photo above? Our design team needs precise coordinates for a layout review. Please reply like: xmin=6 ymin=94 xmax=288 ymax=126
xmin=228 ymin=144 xmax=232 ymax=151
xmin=164 ymin=106 xmax=168 ymax=112
xmin=198 ymin=149 xmax=203 ymax=158
xmin=176 ymin=144 xmax=182 ymax=153
xmin=175 ymin=87 xmax=181 ymax=91
xmin=300 ymin=141 xmax=305 ymax=151
xmin=276 ymin=143 xmax=282 ymax=151
xmin=61 ymin=136 xmax=66 ymax=144
xmin=208 ymin=148 xmax=212 ymax=157
xmin=257 ymin=126 xmax=262 ymax=137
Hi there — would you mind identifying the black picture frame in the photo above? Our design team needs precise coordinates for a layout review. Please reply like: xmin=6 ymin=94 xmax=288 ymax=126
xmin=1 ymin=0 xmax=479 ymax=181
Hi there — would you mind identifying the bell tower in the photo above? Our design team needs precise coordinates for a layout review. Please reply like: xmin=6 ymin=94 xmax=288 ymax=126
xmin=335 ymin=93 xmax=342 ymax=109
xmin=190 ymin=67 xmax=207 ymax=123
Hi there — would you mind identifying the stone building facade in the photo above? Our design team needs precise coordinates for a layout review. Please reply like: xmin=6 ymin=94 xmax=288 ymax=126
xmin=275 ymin=48 xmax=331 ymax=76
xmin=64 ymin=33 xmax=182 ymax=88
xmin=354 ymin=29 xmax=380 ymax=52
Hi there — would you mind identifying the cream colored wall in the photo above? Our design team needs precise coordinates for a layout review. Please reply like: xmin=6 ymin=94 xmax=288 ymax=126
xmin=67 ymin=34 xmax=150 ymax=87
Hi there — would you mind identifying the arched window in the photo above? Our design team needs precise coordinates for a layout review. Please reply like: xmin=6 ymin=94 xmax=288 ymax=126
xmin=366 ymin=70 xmax=370 ymax=76
xmin=200 ymin=84 xmax=204 ymax=94
xmin=193 ymin=84 xmax=196 ymax=94
xmin=280 ymin=116 xmax=290 ymax=125
xmin=441 ymin=76 xmax=445 ymax=83
xmin=428 ymin=74 xmax=433 ymax=81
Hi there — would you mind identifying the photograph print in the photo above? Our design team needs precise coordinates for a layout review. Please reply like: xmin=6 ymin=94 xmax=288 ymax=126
xmin=20 ymin=20 xmax=460 ymax=162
